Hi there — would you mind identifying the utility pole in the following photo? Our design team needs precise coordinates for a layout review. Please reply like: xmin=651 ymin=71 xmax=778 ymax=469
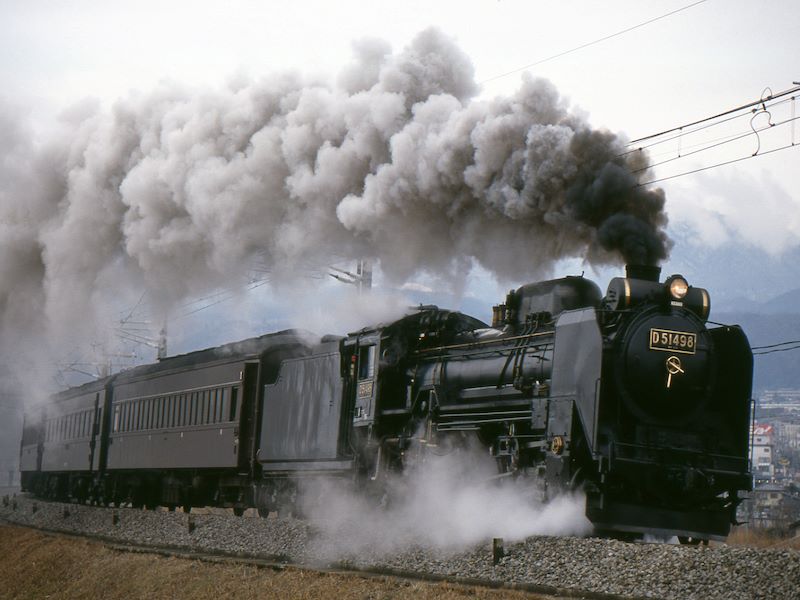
xmin=329 ymin=260 xmax=373 ymax=295
xmin=356 ymin=260 xmax=372 ymax=294
xmin=157 ymin=319 xmax=168 ymax=360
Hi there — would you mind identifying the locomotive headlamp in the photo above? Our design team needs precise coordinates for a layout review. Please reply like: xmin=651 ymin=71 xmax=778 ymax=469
xmin=667 ymin=276 xmax=689 ymax=300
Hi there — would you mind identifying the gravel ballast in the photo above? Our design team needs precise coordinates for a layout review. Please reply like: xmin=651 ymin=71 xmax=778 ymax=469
xmin=1 ymin=494 xmax=797 ymax=600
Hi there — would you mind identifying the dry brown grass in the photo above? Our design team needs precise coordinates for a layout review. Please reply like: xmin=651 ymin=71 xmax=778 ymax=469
xmin=0 ymin=525 xmax=555 ymax=600
xmin=726 ymin=526 xmax=800 ymax=550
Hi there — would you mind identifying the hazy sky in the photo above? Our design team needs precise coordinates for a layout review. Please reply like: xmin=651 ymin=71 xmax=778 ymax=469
xmin=3 ymin=0 xmax=797 ymax=253
xmin=1 ymin=0 xmax=798 ymax=350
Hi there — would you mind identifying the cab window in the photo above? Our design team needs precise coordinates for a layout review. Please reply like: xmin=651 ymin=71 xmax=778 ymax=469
xmin=358 ymin=345 xmax=376 ymax=380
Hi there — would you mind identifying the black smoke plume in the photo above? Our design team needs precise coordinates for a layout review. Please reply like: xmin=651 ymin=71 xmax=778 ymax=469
xmin=0 ymin=27 xmax=670 ymax=351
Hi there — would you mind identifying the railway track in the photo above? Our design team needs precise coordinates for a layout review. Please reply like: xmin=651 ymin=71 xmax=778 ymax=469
xmin=2 ymin=493 xmax=798 ymax=600
xmin=0 ymin=522 xmax=641 ymax=600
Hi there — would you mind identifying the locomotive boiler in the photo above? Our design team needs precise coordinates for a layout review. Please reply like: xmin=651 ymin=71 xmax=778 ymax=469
xmin=20 ymin=265 xmax=753 ymax=542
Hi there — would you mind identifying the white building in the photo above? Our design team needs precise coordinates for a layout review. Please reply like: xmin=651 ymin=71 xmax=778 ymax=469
xmin=751 ymin=424 xmax=774 ymax=483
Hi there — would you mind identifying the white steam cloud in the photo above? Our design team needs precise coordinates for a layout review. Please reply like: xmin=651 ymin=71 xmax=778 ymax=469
xmin=0 ymin=27 xmax=667 ymax=351
xmin=300 ymin=443 xmax=591 ymax=557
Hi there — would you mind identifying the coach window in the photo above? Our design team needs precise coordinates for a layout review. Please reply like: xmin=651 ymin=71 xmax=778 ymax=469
xmin=220 ymin=388 xmax=229 ymax=422
xmin=178 ymin=395 xmax=186 ymax=426
xmin=161 ymin=397 xmax=166 ymax=428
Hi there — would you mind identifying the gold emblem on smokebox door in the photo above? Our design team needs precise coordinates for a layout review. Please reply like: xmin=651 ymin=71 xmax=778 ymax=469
xmin=665 ymin=355 xmax=684 ymax=389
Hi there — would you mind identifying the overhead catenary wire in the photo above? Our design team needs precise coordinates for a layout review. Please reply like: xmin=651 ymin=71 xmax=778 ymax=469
xmin=753 ymin=344 xmax=800 ymax=356
xmin=621 ymin=95 xmax=798 ymax=157
xmin=752 ymin=339 xmax=800 ymax=351
xmin=633 ymin=114 xmax=800 ymax=173
xmin=479 ymin=0 xmax=709 ymax=84
xmin=636 ymin=142 xmax=800 ymax=187
xmin=627 ymin=84 xmax=800 ymax=145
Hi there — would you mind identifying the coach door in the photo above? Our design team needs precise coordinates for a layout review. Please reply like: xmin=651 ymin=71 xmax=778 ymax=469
xmin=88 ymin=392 xmax=100 ymax=472
xmin=237 ymin=362 xmax=260 ymax=474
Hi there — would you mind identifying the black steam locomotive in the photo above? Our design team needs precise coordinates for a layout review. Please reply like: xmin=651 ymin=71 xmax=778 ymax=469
xmin=20 ymin=265 xmax=753 ymax=542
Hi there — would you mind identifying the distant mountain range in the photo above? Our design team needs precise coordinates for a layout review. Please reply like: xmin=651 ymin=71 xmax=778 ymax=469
xmin=661 ymin=225 xmax=800 ymax=314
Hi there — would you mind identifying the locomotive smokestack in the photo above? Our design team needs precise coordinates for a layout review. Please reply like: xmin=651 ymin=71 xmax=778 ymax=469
xmin=626 ymin=264 xmax=661 ymax=282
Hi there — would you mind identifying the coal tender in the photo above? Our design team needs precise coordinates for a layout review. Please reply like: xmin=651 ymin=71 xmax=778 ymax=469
xmin=20 ymin=265 xmax=752 ymax=542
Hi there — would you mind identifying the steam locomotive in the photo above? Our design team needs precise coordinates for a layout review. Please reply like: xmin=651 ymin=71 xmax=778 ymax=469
xmin=19 ymin=265 xmax=753 ymax=542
